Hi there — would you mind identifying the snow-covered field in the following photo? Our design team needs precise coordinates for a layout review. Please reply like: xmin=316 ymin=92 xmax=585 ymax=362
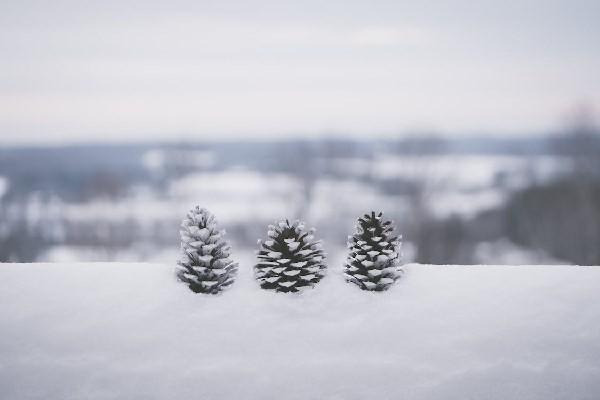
xmin=1 ymin=262 xmax=599 ymax=400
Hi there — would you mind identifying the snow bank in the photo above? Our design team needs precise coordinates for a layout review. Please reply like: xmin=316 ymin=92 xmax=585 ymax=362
xmin=1 ymin=262 xmax=599 ymax=400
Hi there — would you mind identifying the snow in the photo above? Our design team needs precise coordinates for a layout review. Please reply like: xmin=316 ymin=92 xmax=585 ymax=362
xmin=308 ymin=178 xmax=408 ymax=222
xmin=37 ymin=169 xmax=298 ymax=227
xmin=473 ymin=239 xmax=566 ymax=265
xmin=169 ymin=170 xmax=297 ymax=222
xmin=0 ymin=176 xmax=8 ymax=199
xmin=335 ymin=155 xmax=567 ymax=191
xmin=427 ymin=188 xmax=506 ymax=219
xmin=142 ymin=149 xmax=216 ymax=172
xmin=1 ymin=262 xmax=599 ymax=399
xmin=327 ymin=155 xmax=570 ymax=219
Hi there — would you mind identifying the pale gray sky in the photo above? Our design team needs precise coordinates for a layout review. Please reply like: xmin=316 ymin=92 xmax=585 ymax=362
xmin=1 ymin=0 xmax=599 ymax=143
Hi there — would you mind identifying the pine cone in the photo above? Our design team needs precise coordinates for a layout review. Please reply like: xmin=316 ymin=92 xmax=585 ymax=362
xmin=177 ymin=206 xmax=238 ymax=294
xmin=344 ymin=211 xmax=402 ymax=291
xmin=255 ymin=219 xmax=326 ymax=293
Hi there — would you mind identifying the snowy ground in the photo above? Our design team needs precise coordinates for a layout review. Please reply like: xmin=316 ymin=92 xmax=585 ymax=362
xmin=1 ymin=262 xmax=599 ymax=400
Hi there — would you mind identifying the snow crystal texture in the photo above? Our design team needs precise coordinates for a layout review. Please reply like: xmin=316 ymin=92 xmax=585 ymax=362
xmin=1 ymin=262 xmax=599 ymax=399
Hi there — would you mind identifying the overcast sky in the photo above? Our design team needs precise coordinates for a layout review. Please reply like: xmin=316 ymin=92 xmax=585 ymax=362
xmin=1 ymin=0 xmax=599 ymax=144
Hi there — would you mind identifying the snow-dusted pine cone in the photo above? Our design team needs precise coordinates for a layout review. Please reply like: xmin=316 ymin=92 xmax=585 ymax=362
xmin=177 ymin=206 xmax=238 ymax=294
xmin=344 ymin=211 xmax=402 ymax=291
xmin=255 ymin=219 xmax=326 ymax=293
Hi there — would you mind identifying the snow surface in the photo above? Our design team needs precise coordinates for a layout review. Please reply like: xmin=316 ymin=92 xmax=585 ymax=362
xmin=0 ymin=176 xmax=8 ymax=199
xmin=335 ymin=155 xmax=567 ymax=190
xmin=42 ymin=170 xmax=298 ymax=226
xmin=1 ymin=262 xmax=599 ymax=400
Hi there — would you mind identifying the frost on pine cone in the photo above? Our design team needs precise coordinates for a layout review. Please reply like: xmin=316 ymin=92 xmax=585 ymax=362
xmin=255 ymin=219 xmax=326 ymax=293
xmin=176 ymin=206 xmax=238 ymax=294
xmin=344 ymin=211 xmax=402 ymax=291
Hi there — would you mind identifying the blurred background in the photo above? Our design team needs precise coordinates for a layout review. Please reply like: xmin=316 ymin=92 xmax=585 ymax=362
xmin=1 ymin=0 xmax=599 ymax=265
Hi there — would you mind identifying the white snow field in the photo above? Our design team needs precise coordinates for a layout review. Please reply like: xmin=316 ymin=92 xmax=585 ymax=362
xmin=1 ymin=263 xmax=599 ymax=400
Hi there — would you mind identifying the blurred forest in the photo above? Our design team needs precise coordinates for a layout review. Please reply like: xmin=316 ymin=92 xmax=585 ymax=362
xmin=1 ymin=118 xmax=599 ymax=265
